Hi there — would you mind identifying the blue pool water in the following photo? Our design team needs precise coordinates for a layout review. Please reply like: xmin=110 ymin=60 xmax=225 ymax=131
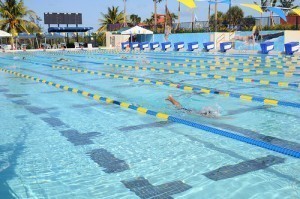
xmin=0 ymin=49 xmax=299 ymax=198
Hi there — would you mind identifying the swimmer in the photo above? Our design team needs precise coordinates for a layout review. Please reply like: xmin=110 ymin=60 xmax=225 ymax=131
xmin=121 ymin=55 xmax=127 ymax=60
xmin=56 ymin=58 xmax=69 ymax=62
xmin=166 ymin=95 xmax=221 ymax=118
xmin=13 ymin=56 xmax=25 ymax=60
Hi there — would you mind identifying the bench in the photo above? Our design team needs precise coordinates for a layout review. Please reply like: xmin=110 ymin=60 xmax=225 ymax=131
xmin=220 ymin=42 xmax=232 ymax=52
xmin=161 ymin=42 xmax=172 ymax=51
xmin=260 ymin=42 xmax=274 ymax=54
xmin=203 ymin=42 xmax=215 ymax=51
xmin=187 ymin=42 xmax=199 ymax=51
xmin=284 ymin=42 xmax=299 ymax=55
xmin=121 ymin=42 xmax=129 ymax=50
xmin=140 ymin=42 xmax=149 ymax=50
xmin=174 ymin=42 xmax=185 ymax=51
xmin=150 ymin=42 xmax=160 ymax=50
xmin=130 ymin=42 xmax=139 ymax=50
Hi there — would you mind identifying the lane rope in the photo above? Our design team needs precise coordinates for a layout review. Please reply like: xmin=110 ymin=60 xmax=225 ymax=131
xmin=1 ymin=67 xmax=300 ymax=159
xmin=52 ymin=65 xmax=300 ymax=109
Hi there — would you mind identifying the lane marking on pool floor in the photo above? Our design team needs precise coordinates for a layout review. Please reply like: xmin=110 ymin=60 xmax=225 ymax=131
xmin=84 ymin=52 xmax=299 ymax=69
xmin=78 ymin=54 xmax=298 ymax=73
xmin=150 ymin=61 xmax=299 ymax=76
xmin=103 ymin=62 xmax=300 ymax=89
xmin=96 ymin=49 xmax=300 ymax=63
xmin=1 ymin=67 xmax=300 ymax=159
xmin=52 ymin=65 xmax=300 ymax=109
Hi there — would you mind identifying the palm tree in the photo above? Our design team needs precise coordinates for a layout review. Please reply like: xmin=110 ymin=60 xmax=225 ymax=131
xmin=0 ymin=0 xmax=38 ymax=48
xmin=225 ymin=6 xmax=244 ymax=27
xmin=153 ymin=0 xmax=163 ymax=31
xmin=144 ymin=18 xmax=153 ymax=26
xmin=279 ymin=0 xmax=298 ymax=13
xmin=129 ymin=14 xmax=141 ymax=26
xmin=97 ymin=6 xmax=124 ymax=32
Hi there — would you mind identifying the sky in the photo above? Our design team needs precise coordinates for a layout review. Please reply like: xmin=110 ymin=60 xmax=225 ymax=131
xmin=25 ymin=0 xmax=300 ymax=32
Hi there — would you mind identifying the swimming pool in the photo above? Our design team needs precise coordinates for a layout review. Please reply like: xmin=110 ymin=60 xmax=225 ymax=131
xmin=0 ymin=49 xmax=299 ymax=198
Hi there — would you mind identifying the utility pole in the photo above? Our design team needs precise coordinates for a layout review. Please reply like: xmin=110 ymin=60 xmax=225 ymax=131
xmin=214 ymin=0 xmax=218 ymax=32
xmin=123 ymin=0 xmax=127 ymax=27
xmin=178 ymin=2 xmax=180 ymax=29
xmin=208 ymin=1 xmax=211 ymax=30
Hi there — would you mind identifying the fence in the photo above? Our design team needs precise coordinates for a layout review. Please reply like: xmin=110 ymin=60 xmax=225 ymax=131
xmin=107 ymin=16 xmax=300 ymax=33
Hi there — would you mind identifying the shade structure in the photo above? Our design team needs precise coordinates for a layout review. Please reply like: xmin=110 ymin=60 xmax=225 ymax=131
xmin=178 ymin=0 xmax=196 ymax=8
xmin=240 ymin=3 xmax=263 ymax=14
xmin=15 ymin=33 xmax=36 ymax=39
xmin=121 ymin=26 xmax=153 ymax=35
xmin=44 ymin=33 xmax=65 ymax=39
xmin=292 ymin=8 xmax=300 ymax=16
xmin=48 ymin=27 xmax=93 ymax=33
xmin=267 ymin=7 xmax=287 ymax=22
xmin=0 ymin=30 xmax=12 ymax=37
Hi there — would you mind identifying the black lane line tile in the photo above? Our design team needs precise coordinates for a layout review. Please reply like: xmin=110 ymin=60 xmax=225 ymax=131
xmin=15 ymin=115 xmax=27 ymax=119
xmin=21 ymin=68 xmax=101 ymax=91
xmin=209 ymin=122 xmax=300 ymax=151
xmin=87 ymin=148 xmax=129 ymax=173
xmin=118 ymin=121 xmax=173 ymax=132
xmin=179 ymin=132 xmax=300 ymax=184
xmin=0 ymin=88 xmax=9 ymax=93
xmin=122 ymin=177 xmax=192 ymax=199
xmin=20 ymin=82 xmax=38 ymax=85
xmin=25 ymin=106 xmax=48 ymax=115
xmin=5 ymin=94 xmax=28 ymax=98
xmin=60 ymin=129 xmax=101 ymax=146
xmin=41 ymin=117 xmax=66 ymax=127
xmin=72 ymin=103 xmax=100 ymax=108
xmin=11 ymin=100 xmax=30 ymax=106
xmin=42 ymin=90 xmax=64 ymax=94
xmin=203 ymin=155 xmax=285 ymax=181
xmin=225 ymin=105 xmax=272 ymax=116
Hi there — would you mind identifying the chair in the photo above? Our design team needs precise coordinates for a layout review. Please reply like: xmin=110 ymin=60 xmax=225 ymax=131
xmin=52 ymin=44 xmax=57 ymax=49
xmin=74 ymin=42 xmax=80 ymax=48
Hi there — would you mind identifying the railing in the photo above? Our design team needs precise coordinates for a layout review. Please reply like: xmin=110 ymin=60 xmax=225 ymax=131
xmin=216 ymin=33 xmax=225 ymax=47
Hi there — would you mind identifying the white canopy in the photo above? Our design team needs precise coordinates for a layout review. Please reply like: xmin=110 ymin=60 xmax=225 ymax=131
xmin=0 ymin=30 xmax=12 ymax=37
xmin=121 ymin=26 xmax=153 ymax=35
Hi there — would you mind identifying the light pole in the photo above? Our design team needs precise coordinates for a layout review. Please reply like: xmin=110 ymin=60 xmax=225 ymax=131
xmin=214 ymin=0 xmax=218 ymax=32
xmin=123 ymin=0 xmax=127 ymax=27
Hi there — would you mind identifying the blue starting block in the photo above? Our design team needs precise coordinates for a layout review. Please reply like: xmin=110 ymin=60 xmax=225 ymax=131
xmin=121 ymin=42 xmax=129 ymax=50
xmin=284 ymin=42 xmax=299 ymax=55
xmin=220 ymin=42 xmax=232 ymax=52
xmin=150 ymin=42 xmax=160 ymax=50
xmin=260 ymin=42 xmax=274 ymax=54
xmin=203 ymin=42 xmax=215 ymax=51
xmin=140 ymin=42 xmax=149 ymax=50
xmin=130 ymin=42 xmax=139 ymax=50
xmin=174 ymin=42 xmax=185 ymax=51
xmin=187 ymin=42 xmax=199 ymax=51
xmin=161 ymin=42 xmax=172 ymax=51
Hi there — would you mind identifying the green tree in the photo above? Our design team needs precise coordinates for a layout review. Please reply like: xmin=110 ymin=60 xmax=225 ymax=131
xmin=209 ymin=11 xmax=225 ymax=31
xmin=225 ymin=6 xmax=244 ymax=27
xmin=143 ymin=18 xmax=153 ymax=26
xmin=97 ymin=6 xmax=124 ymax=32
xmin=0 ymin=0 xmax=38 ymax=47
xmin=129 ymin=14 xmax=141 ymax=26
